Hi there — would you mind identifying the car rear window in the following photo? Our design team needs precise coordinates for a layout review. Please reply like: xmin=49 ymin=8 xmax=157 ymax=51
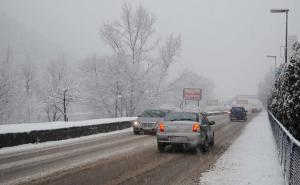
xmin=164 ymin=112 xmax=198 ymax=122
xmin=231 ymin=107 xmax=245 ymax=112
xmin=140 ymin=110 xmax=167 ymax=117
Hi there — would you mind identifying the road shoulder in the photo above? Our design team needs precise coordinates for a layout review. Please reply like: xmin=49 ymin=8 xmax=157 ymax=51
xmin=200 ymin=112 xmax=284 ymax=185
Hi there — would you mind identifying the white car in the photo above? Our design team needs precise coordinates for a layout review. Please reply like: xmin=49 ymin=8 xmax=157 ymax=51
xmin=156 ymin=111 xmax=215 ymax=152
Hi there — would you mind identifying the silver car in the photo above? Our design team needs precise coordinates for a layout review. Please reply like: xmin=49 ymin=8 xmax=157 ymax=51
xmin=156 ymin=111 xmax=215 ymax=152
xmin=132 ymin=109 xmax=171 ymax=135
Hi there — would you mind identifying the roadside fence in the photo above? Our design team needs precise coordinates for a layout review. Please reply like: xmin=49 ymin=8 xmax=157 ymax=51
xmin=268 ymin=111 xmax=300 ymax=185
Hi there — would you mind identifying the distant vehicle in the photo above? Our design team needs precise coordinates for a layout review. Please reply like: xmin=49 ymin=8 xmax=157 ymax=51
xmin=230 ymin=106 xmax=247 ymax=121
xmin=156 ymin=111 xmax=215 ymax=152
xmin=251 ymin=107 xmax=262 ymax=113
xmin=132 ymin=109 xmax=171 ymax=135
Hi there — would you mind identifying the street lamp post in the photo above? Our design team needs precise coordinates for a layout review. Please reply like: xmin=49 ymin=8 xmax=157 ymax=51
xmin=270 ymin=9 xmax=289 ymax=63
xmin=266 ymin=55 xmax=277 ymax=78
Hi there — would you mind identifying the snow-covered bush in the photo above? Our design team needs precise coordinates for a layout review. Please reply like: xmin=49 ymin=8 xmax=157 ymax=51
xmin=270 ymin=42 xmax=300 ymax=139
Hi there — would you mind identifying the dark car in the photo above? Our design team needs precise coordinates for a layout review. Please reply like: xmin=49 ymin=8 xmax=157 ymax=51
xmin=132 ymin=109 xmax=171 ymax=135
xmin=230 ymin=107 xmax=247 ymax=121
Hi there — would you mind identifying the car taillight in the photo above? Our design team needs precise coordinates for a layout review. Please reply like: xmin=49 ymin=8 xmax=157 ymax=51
xmin=192 ymin=123 xmax=201 ymax=132
xmin=159 ymin=122 xmax=165 ymax=132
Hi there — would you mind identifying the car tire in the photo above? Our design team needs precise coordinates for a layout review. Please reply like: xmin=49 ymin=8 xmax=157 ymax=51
xmin=201 ymin=140 xmax=209 ymax=153
xmin=209 ymin=138 xmax=214 ymax=147
xmin=157 ymin=143 xmax=165 ymax=153
xmin=151 ymin=130 xmax=157 ymax=136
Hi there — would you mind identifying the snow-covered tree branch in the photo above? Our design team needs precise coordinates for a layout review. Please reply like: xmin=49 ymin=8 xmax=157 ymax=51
xmin=42 ymin=55 xmax=78 ymax=122
xmin=98 ymin=3 xmax=181 ymax=116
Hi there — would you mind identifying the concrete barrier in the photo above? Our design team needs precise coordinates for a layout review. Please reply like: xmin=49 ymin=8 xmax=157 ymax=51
xmin=0 ymin=121 xmax=132 ymax=148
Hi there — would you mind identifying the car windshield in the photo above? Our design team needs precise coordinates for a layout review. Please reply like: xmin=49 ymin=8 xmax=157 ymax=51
xmin=140 ymin=110 xmax=167 ymax=118
xmin=164 ymin=112 xmax=198 ymax=122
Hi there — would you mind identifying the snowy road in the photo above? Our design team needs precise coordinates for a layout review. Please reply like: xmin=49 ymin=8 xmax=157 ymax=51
xmin=0 ymin=115 xmax=250 ymax=185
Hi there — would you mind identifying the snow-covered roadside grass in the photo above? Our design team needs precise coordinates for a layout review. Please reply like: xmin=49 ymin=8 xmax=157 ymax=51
xmin=200 ymin=112 xmax=284 ymax=185
xmin=0 ymin=127 xmax=132 ymax=156
xmin=0 ymin=117 xmax=136 ymax=134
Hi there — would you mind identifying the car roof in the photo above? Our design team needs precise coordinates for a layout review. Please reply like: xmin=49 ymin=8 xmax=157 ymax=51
xmin=144 ymin=109 xmax=171 ymax=112
xmin=170 ymin=111 xmax=206 ymax=115
xmin=232 ymin=106 xmax=245 ymax=109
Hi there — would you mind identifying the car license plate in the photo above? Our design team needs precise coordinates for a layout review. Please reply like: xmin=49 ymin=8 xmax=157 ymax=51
xmin=142 ymin=123 xmax=154 ymax=128
xmin=168 ymin=136 xmax=187 ymax=142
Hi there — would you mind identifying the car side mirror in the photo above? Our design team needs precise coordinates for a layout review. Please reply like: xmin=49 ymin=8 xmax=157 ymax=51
xmin=209 ymin=121 xmax=215 ymax=125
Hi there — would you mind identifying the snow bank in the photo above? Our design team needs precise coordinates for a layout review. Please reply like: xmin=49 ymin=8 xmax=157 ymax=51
xmin=200 ymin=112 xmax=284 ymax=185
xmin=0 ymin=117 xmax=136 ymax=134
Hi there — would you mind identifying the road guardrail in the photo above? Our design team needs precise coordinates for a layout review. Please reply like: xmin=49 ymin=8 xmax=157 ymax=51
xmin=268 ymin=111 xmax=300 ymax=185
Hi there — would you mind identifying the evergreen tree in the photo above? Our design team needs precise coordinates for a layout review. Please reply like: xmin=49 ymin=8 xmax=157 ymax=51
xmin=270 ymin=42 xmax=300 ymax=139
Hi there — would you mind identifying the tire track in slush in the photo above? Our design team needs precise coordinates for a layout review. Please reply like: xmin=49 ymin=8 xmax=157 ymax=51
xmin=29 ymin=116 xmax=252 ymax=185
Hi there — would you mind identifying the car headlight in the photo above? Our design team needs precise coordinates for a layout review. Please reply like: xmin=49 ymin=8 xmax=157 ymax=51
xmin=133 ymin=120 xmax=140 ymax=127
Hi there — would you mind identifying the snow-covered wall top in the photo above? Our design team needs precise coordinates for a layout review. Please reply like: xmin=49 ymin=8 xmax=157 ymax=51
xmin=0 ymin=117 xmax=136 ymax=134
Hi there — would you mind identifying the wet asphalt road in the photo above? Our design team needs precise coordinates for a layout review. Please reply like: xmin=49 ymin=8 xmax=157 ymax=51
xmin=0 ymin=114 xmax=251 ymax=185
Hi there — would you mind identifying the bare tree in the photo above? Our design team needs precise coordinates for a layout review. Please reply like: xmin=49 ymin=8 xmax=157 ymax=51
xmin=80 ymin=54 xmax=131 ymax=117
xmin=100 ymin=4 xmax=158 ymax=116
xmin=150 ymin=34 xmax=181 ymax=104
xmin=43 ymin=55 xmax=78 ymax=122
xmin=22 ymin=57 xmax=36 ymax=97
xmin=0 ymin=48 xmax=17 ymax=124
xmin=79 ymin=55 xmax=112 ymax=117
xmin=101 ymin=3 xmax=157 ymax=64
xmin=100 ymin=3 xmax=181 ymax=116
xmin=20 ymin=56 xmax=37 ymax=122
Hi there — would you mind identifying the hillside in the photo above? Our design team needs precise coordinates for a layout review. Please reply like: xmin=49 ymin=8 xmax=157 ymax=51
xmin=0 ymin=14 xmax=62 ymax=62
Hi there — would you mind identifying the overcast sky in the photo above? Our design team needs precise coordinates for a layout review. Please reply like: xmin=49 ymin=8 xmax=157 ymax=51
xmin=0 ymin=0 xmax=299 ymax=99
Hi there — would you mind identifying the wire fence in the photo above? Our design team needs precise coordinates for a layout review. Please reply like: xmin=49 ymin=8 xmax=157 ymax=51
xmin=268 ymin=111 xmax=300 ymax=185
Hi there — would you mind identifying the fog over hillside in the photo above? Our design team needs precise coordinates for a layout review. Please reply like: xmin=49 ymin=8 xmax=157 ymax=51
xmin=0 ymin=0 xmax=299 ymax=124
xmin=2 ymin=0 xmax=300 ymax=99
xmin=0 ymin=14 xmax=63 ymax=63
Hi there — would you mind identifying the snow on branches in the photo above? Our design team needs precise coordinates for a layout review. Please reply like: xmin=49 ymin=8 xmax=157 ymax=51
xmin=270 ymin=41 xmax=300 ymax=139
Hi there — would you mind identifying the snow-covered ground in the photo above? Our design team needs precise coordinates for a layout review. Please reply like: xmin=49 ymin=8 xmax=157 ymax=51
xmin=200 ymin=112 xmax=284 ymax=185
xmin=0 ymin=117 xmax=136 ymax=134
